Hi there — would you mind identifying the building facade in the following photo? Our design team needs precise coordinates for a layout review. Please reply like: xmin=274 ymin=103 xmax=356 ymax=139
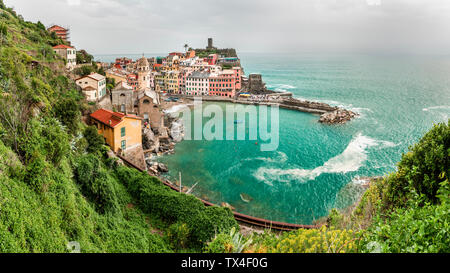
xmin=47 ymin=25 xmax=69 ymax=42
xmin=137 ymin=57 xmax=150 ymax=90
xmin=75 ymin=73 xmax=107 ymax=102
xmin=52 ymin=45 xmax=76 ymax=70
xmin=90 ymin=109 xmax=142 ymax=153
xmin=186 ymin=71 xmax=210 ymax=96
xmin=111 ymin=81 xmax=134 ymax=114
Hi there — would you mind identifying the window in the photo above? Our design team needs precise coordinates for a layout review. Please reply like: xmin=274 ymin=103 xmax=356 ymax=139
xmin=121 ymin=140 xmax=126 ymax=151
xmin=121 ymin=127 xmax=126 ymax=137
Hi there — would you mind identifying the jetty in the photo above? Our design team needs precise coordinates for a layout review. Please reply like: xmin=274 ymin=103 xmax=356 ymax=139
xmin=185 ymin=93 xmax=358 ymax=124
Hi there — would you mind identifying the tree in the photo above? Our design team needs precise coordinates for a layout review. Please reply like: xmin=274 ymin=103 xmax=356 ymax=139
xmin=76 ymin=49 xmax=93 ymax=64
xmin=36 ymin=21 xmax=45 ymax=31
xmin=84 ymin=125 xmax=105 ymax=154
xmin=54 ymin=97 xmax=81 ymax=135
xmin=184 ymin=44 xmax=189 ymax=53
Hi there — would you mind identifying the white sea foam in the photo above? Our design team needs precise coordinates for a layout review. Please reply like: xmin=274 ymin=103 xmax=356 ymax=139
xmin=163 ymin=104 xmax=193 ymax=114
xmin=377 ymin=140 xmax=398 ymax=148
xmin=423 ymin=105 xmax=450 ymax=112
xmin=253 ymin=134 xmax=378 ymax=184
xmin=245 ymin=151 xmax=288 ymax=164
xmin=269 ymin=83 xmax=296 ymax=92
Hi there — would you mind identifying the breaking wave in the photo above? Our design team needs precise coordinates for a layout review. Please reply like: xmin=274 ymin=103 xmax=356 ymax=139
xmin=245 ymin=151 xmax=288 ymax=164
xmin=423 ymin=105 xmax=450 ymax=112
xmin=253 ymin=134 xmax=378 ymax=184
xmin=269 ymin=83 xmax=296 ymax=92
xmin=163 ymin=104 xmax=193 ymax=115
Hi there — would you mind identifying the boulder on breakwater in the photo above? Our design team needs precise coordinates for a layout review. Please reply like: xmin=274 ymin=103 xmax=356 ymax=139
xmin=319 ymin=109 xmax=358 ymax=124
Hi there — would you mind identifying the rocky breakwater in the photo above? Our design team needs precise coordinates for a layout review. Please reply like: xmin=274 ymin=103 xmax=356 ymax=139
xmin=319 ymin=109 xmax=358 ymax=124
xmin=279 ymin=97 xmax=358 ymax=124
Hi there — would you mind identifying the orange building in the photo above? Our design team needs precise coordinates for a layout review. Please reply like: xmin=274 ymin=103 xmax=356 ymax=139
xmin=47 ymin=25 xmax=69 ymax=42
xmin=90 ymin=109 xmax=143 ymax=153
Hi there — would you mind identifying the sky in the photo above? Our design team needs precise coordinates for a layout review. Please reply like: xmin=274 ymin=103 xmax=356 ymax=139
xmin=4 ymin=0 xmax=450 ymax=55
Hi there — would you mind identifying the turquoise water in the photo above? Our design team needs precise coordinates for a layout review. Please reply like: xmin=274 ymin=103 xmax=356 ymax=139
xmin=96 ymin=53 xmax=450 ymax=224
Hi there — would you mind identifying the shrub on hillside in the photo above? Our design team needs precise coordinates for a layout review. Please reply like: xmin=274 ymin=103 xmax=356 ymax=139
xmin=74 ymin=154 xmax=120 ymax=214
xmin=363 ymin=201 xmax=450 ymax=253
xmin=84 ymin=125 xmax=105 ymax=154
xmin=386 ymin=121 xmax=449 ymax=206
xmin=115 ymin=166 xmax=239 ymax=248
xmin=54 ymin=97 xmax=81 ymax=135
xmin=167 ymin=222 xmax=190 ymax=250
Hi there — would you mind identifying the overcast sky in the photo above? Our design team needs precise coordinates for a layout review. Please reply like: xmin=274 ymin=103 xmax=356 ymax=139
xmin=5 ymin=0 xmax=450 ymax=55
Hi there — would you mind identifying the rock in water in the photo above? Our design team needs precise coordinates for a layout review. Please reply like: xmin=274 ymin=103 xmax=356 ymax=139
xmin=157 ymin=163 xmax=169 ymax=173
xmin=170 ymin=119 xmax=184 ymax=142
xmin=319 ymin=109 xmax=358 ymax=124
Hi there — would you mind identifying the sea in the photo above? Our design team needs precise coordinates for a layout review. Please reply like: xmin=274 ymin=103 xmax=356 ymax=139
xmin=95 ymin=53 xmax=450 ymax=224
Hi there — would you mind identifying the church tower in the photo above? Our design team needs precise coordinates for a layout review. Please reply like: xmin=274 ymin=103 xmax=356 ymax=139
xmin=137 ymin=56 xmax=150 ymax=90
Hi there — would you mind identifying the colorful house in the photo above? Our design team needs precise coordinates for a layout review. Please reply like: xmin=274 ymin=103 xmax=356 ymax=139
xmin=209 ymin=69 xmax=238 ymax=98
xmin=90 ymin=109 xmax=143 ymax=153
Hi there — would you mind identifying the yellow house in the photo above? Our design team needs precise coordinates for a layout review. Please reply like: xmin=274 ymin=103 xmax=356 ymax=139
xmin=166 ymin=71 xmax=180 ymax=94
xmin=105 ymin=69 xmax=128 ymax=85
xmin=90 ymin=109 xmax=143 ymax=153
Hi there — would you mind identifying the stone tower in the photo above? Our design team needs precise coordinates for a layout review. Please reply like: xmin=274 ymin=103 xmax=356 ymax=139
xmin=137 ymin=56 xmax=150 ymax=90
xmin=207 ymin=38 xmax=214 ymax=49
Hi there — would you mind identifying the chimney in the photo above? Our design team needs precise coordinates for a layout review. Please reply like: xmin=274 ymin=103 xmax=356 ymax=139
xmin=109 ymin=120 xmax=112 ymax=126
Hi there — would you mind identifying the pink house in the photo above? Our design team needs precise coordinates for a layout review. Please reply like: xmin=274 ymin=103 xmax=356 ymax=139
xmin=205 ymin=54 xmax=218 ymax=65
xmin=209 ymin=70 xmax=237 ymax=98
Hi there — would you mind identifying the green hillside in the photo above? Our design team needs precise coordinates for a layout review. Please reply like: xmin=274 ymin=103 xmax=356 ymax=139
xmin=0 ymin=1 xmax=448 ymax=254
xmin=0 ymin=2 xmax=237 ymax=253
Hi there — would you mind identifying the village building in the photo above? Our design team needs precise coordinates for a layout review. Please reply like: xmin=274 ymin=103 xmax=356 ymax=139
xmin=208 ymin=67 xmax=241 ymax=98
xmin=90 ymin=109 xmax=143 ymax=154
xmin=186 ymin=71 xmax=210 ymax=96
xmin=206 ymin=54 xmax=218 ymax=65
xmin=111 ymin=81 xmax=135 ymax=114
xmin=105 ymin=69 xmax=128 ymax=85
xmin=127 ymin=73 xmax=138 ymax=91
xmin=75 ymin=73 xmax=107 ymax=102
xmin=137 ymin=56 xmax=150 ymax=90
xmin=166 ymin=70 xmax=180 ymax=94
xmin=47 ymin=25 xmax=69 ymax=42
xmin=52 ymin=45 xmax=76 ymax=70
xmin=136 ymin=89 xmax=161 ymax=129
xmin=115 ymin=57 xmax=132 ymax=70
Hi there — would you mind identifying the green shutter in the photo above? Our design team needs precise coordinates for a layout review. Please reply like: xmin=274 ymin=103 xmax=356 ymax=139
xmin=121 ymin=127 xmax=126 ymax=137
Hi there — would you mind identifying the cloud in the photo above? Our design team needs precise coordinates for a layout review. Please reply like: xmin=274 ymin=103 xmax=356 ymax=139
xmin=5 ymin=0 xmax=450 ymax=54
xmin=66 ymin=0 xmax=81 ymax=6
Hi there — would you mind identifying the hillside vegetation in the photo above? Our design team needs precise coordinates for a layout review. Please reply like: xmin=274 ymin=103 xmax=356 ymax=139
xmin=0 ymin=2 xmax=237 ymax=253
xmin=0 ymin=1 xmax=448 ymax=253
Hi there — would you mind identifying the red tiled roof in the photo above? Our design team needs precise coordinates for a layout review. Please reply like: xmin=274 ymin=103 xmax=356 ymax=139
xmin=53 ymin=44 xmax=74 ymax=49
xmin=153 ymin=64 xmax=162 ymax=68
xmin=90 ymin=109 xmax=142 ymax=128
xmin=48 ymin=25 xmax=67 ymax=31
